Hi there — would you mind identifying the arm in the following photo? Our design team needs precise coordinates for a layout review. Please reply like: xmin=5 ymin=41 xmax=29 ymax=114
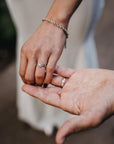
xmin=19 ymin=0 xmax=82 ymax=86
xmin=46 ymin=0 xmax=82 ymax=28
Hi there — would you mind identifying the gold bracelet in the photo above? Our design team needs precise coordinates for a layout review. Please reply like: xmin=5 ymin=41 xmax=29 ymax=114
xmin=42 ymin=18 xmax=69 ymax=39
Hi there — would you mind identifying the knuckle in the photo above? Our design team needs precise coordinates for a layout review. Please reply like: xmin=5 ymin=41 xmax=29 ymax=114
xmin=30 ymin=47 xmax=38 ymax=54
xmin=35 ymin=74 xmax=44 ymax=80
xmin=43 ymin=49 xmax=50 ymax=55
xmin=21 ymin=43 xmax=40 ymax=58
xmin=21 ymin=43 xmax=28 ymax=53
xmin=30 ymin=47 xmax=39 ymax=59
xmin=25 ymin=77 xmax=34 ymax=84
xmin=47 ymin=66 xmax=54 ymax=72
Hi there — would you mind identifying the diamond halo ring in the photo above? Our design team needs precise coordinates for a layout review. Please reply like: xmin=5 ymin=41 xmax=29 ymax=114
xmin=38 ymin=63 xmax=46 ymax=68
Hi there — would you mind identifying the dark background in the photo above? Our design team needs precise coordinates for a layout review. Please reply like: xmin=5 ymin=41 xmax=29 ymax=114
xmin=0 ymin=0 xmax=114 ymax=144
xmin=0 ymin=0 xmax=16 ymax=70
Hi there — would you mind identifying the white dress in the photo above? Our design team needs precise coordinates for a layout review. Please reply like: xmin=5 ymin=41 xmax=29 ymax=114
xmin=6 ymin=0 xmax=104 ymax=135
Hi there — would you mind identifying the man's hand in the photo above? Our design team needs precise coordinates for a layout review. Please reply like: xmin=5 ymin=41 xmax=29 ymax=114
xmin=22 ymin=67 xmax=114 ymax=144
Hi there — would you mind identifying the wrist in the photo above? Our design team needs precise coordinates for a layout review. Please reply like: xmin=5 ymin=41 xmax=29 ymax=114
xmin=110 ymin=71 xmax=114 ymax=114
xmin=46 ymin=12 xmax=69 ymax=29
xmin=42 ymin=18 xmax=69 ymax=39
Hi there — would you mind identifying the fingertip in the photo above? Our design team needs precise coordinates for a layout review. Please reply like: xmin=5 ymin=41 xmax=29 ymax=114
xmin=43 ymin=78 xmax=51 ymax=86
xmin=61 ymin=137 xmax=65 ymax=144
xmin=56 ymin=131 xmax=65 ymax=144
xmin=22 ymin=84 xmax=33 ymax=92
xmin=21 ymin=85 xmax=25 ymax=91
xmin=21 ymin=84 xmax=28 ymax=92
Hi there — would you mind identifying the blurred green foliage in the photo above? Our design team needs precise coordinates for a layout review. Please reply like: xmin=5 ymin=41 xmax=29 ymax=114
xmin=0 ymin=0 xmax=16 ymax=70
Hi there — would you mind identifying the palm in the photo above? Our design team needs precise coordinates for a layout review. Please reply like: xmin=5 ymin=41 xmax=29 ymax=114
xmin=60 ymin=70 xmax=112 ymax=116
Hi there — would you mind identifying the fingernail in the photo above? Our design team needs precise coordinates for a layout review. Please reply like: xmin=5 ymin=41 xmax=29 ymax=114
xmin=44 ymin=83 xmax=48 ymax=88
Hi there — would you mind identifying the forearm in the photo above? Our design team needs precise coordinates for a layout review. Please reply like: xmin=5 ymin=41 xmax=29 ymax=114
xmin=108 ymin=70 xmax=114 ymax=115
xmin=46 ymin=0 xmax=82 ymax=28
xmin=112 ymin=78 xmax=114 ymax=114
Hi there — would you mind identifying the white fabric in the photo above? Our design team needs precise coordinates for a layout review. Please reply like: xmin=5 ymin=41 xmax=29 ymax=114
xmin=6 ymin=0 xmax=101 ymax=135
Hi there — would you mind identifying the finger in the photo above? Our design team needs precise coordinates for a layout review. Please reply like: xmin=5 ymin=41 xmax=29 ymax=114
xmin=22 ymin=84 xmax=61 ymax=108
xmin=51 ymin=75 xmax=68 ymax=87
xmin=24 ymin=58 xmax=36 ymax=84
xmin=44 ymin=55 xmax=57 ymax=86
xmin=35 ymin=54 xmax=49 ymax=86
xmin=19 ymin=54 xmax=28 ymax=83
xmin=56 ymin=116 xmax=88 ymax=144
xmin=55 ymin=66 xmax=75 ymax=78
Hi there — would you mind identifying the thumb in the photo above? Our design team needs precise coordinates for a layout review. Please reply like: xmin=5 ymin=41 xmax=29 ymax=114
xmin=56 ymin=115 xmax=89 ymax=144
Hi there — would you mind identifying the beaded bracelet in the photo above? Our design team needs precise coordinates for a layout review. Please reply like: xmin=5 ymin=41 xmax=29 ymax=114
xmin=42 ymin=18 xmax=69 ymax=39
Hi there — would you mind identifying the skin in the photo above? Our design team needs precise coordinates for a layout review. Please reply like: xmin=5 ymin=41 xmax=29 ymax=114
xmin=22 ymin=66 xmax=114 ymax=144
xmin=19 ymin=0 xmax=82 ymax=86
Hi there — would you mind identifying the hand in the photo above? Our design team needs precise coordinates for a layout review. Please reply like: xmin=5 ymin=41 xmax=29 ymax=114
xmin=19 ymin=22 xmax=66 ymax=86
xmin=22 ymin=67 xmax=114 ymax=144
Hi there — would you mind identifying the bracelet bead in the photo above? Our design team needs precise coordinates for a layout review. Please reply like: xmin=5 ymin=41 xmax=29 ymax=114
xmin=42 ymin=18 xmax=69 ymax=38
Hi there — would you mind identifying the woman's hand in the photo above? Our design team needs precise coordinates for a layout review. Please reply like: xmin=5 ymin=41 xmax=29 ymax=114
xmin=19 ymin=22 xmax=66 ymax=86
xmin=22 ymin=67 xmax=114 ymax=144
xmin=19 ymin=0 xmax=83 ymax=86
